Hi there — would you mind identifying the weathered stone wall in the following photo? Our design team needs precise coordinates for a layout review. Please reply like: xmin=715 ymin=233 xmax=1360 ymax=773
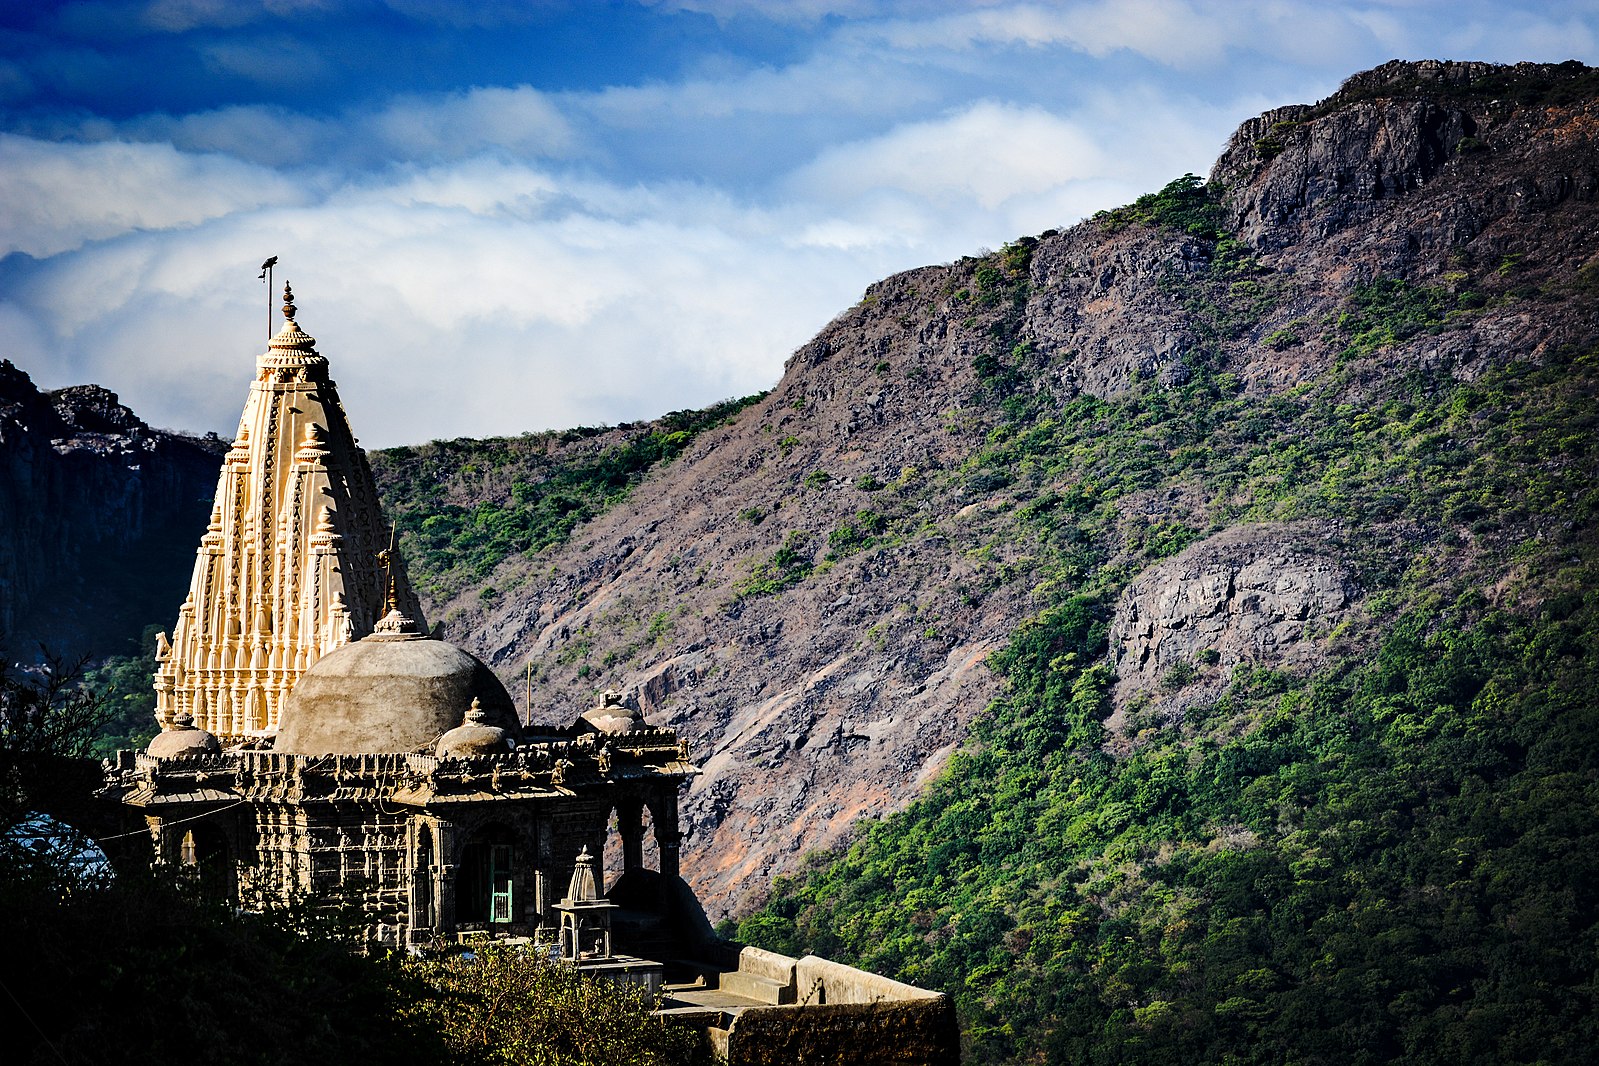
xmin=724 ymin=1000 xmax=960 ymax=1066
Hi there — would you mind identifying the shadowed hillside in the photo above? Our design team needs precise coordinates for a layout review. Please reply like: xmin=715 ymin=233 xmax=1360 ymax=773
xmin=0 ymin=363 xmax=224 ymax=664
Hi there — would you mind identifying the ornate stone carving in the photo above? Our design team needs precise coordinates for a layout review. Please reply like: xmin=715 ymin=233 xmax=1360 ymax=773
xmin=152 ymin=285 xmax=426 ymax=741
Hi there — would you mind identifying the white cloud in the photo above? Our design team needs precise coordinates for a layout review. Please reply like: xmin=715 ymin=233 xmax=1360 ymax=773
xmin=860 ymin=0 xmax=1232 ymax=66
xmin=9 ymin=0 xmax=1598 ymax=452
xmin=0 ymin=6 xmax=1283 ymax=448
xmin=787 ymin=101 xmax=1108 ymax=211
xmin=0 ymin=133 xmax=305 ymax=258
xmin=122 ymin=105 xmax=334 ymax=167
xmin=368 ymin=86 xmax=578 ymax=163
xmin=1443 ymin=14 xmax=1599 ymax=62
xmin=639 ymin=0 xmax=982 ymax=23
xmin=1 ymin=75 xmax=1230 ymax=446
xmin=76 ymin=85 xmax=578 ymax=171
xmin=0 ymin=154 xmax=879 ymax=446
xmin=199 ymin=34 xmax=336 ymax=87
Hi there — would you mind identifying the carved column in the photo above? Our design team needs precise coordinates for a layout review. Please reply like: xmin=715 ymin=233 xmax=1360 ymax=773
xmin=649 ymin=790 xmax=682 ymax=879
xmin=435 ymin=818 xmax=458 ymax=937
xmin=617 ymin=797 xmax=645 ymax=874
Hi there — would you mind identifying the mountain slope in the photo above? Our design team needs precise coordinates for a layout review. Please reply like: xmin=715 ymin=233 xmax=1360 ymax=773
xmin=724 ymin=60 xmax=1599 ymax=1064
xmin=405 ymin=59 xmax=1599 ymax=928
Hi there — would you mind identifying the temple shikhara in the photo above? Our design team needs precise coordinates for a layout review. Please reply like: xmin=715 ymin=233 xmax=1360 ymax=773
xmin=152 ymin=286 xmax=423 ymax=741
xmin=101 ymin=286 xmax=959 ymax=1065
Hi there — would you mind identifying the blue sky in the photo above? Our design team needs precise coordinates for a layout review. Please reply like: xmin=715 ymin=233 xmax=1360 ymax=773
xmin=2 ymin=1 xmax=1596 ymax=446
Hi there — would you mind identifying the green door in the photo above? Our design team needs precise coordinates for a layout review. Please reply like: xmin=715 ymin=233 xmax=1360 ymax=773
xmin=490 ymin=843 xmax=514 ymax=923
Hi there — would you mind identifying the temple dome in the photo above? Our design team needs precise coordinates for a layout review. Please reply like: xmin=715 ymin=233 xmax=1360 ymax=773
xmin=274 ymin=626 xmax=519 ymax=755
xmin=146 ymin=714 xmax=222 ymax=758
xmin=579 ymin=690 xmax=646 ymax=734
xmin=435 ymin=697 xmax=516 ymax=758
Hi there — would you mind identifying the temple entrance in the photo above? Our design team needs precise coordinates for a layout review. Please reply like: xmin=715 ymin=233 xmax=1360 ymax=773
xmin=457 ymin=824 xmax=515 ymax=925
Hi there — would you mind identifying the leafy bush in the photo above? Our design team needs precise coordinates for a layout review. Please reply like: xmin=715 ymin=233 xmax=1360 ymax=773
xmin=406 ymin=949 xmax=706 ymax=1066
xmin=1338 ymin=277 xmax=1480 ymax=358
xmin=737 ymin=531 xmax=815 ymax=598
xmin=1094 ymin=174 xmax=1227 ymax=239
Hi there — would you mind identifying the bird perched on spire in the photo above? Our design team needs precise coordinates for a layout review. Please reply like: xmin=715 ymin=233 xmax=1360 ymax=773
xmin=259 ymin=256 xmax=279 ymax=337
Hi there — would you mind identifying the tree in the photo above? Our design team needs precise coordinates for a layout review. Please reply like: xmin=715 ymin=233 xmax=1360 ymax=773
xmin=0 ymin=656 xmax=114 ymax=893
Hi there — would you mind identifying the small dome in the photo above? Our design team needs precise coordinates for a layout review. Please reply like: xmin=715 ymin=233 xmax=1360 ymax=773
xmin=579 ymin=690 xmax=645 ymax=734
xmin=275 ymin=629 xmax=519 ymax=755
xmin=436 ymin=697 xmax=515 ymax=758
xmin=147 ymin=714 xmax=221 ymax=758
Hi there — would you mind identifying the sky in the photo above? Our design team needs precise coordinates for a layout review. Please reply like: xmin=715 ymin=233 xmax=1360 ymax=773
xmin=2 ymin=1 xmax=1597 ymax=447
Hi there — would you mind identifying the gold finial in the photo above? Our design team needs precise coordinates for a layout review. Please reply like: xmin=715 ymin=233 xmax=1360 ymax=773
xmin=378 ymin=523 xmax=400 ymax=614
xmin=281 ymin=282 xmax=297 ymax=322
xmin=376 ymin=549 xmax=399 ymax=615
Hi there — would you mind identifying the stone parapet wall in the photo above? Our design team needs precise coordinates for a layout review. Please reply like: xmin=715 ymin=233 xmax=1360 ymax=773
xmin=794 ymin=954 xmax=943 ymax=1006
xmin=722 ymin=1000 xmax=960 ymax=1066
xmin=698 ymin=945 xmax=959 ymax=1064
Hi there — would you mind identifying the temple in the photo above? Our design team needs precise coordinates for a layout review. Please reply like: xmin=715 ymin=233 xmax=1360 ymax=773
xmin=102 ymin=287 xmax=959 ymax=1065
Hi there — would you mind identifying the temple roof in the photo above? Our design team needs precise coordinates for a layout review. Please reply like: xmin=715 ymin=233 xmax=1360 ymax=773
xmin=274 ymin=628 xmax=519 ymax=755
xmin=153 ymin=282 xmax=427 ymax=743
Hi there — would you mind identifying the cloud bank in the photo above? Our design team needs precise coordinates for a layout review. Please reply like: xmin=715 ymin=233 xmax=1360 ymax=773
xmin=2 ymin=1 xmax=1596 ymax=445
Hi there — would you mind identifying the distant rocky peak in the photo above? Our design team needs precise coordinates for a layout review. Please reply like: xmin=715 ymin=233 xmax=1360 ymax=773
xmin=1212 ymin=59 xmax=1599 ymax=251
xmin=49 ymin=385 xmax=145 ymax=437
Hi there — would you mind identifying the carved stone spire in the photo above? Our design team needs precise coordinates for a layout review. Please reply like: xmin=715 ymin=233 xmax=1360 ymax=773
xmin=153 ymin=288 xmax=427 ymax=741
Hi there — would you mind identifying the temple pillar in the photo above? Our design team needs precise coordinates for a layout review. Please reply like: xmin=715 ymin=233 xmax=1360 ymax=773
xmin=648 ymin=791 xmax=682 ymax=879
xmin=436 ymin=818 xmax=459 ymax=935
xmin=617 ymin=797 xmax=645 ymax=873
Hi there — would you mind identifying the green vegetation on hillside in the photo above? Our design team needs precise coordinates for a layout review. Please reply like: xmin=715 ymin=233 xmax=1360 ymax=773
xmin=736 ymin=177 xmax=1599 ymax=1064
xmin=82 ymin=626 xmax=160 ymax=756
xmin=374 ymin=395 xmax=763 ymax=603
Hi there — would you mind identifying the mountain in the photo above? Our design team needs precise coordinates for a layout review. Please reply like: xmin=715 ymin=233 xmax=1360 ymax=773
xmin=4 ymin=55 xmax=1595 ymax=1063
xmin=0 ymin=361 xmax=224 ymax=664
xmin=388 ymin=59 xmax=1599 ymax=946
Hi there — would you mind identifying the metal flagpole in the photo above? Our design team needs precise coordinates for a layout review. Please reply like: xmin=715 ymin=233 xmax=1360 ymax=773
xmin=258 ymin=256 xmax=278 ymax=337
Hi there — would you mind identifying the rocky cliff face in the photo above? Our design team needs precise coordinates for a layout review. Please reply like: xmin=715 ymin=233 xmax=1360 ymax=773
xmin=1107 ymin=522 xmax=1356 ymax=738
xmin=0 ymin=360 xmax=223 ymax=661
xmin=396 ymin=60 xmax=1599 ymax=918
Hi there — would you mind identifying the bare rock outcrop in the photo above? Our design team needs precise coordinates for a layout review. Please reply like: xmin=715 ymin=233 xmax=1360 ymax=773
xmin=0 ymin=360 xmax=224 ymax=660
xmin=1109 ymin=523 xmax=1357 ymax=733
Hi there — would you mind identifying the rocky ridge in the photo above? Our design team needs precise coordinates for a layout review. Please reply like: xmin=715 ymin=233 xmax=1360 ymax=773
xmin=0 ymin=360 xmax=224 ymax=661
xmin=408 ymin=61 xmax=1599 ymax=917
